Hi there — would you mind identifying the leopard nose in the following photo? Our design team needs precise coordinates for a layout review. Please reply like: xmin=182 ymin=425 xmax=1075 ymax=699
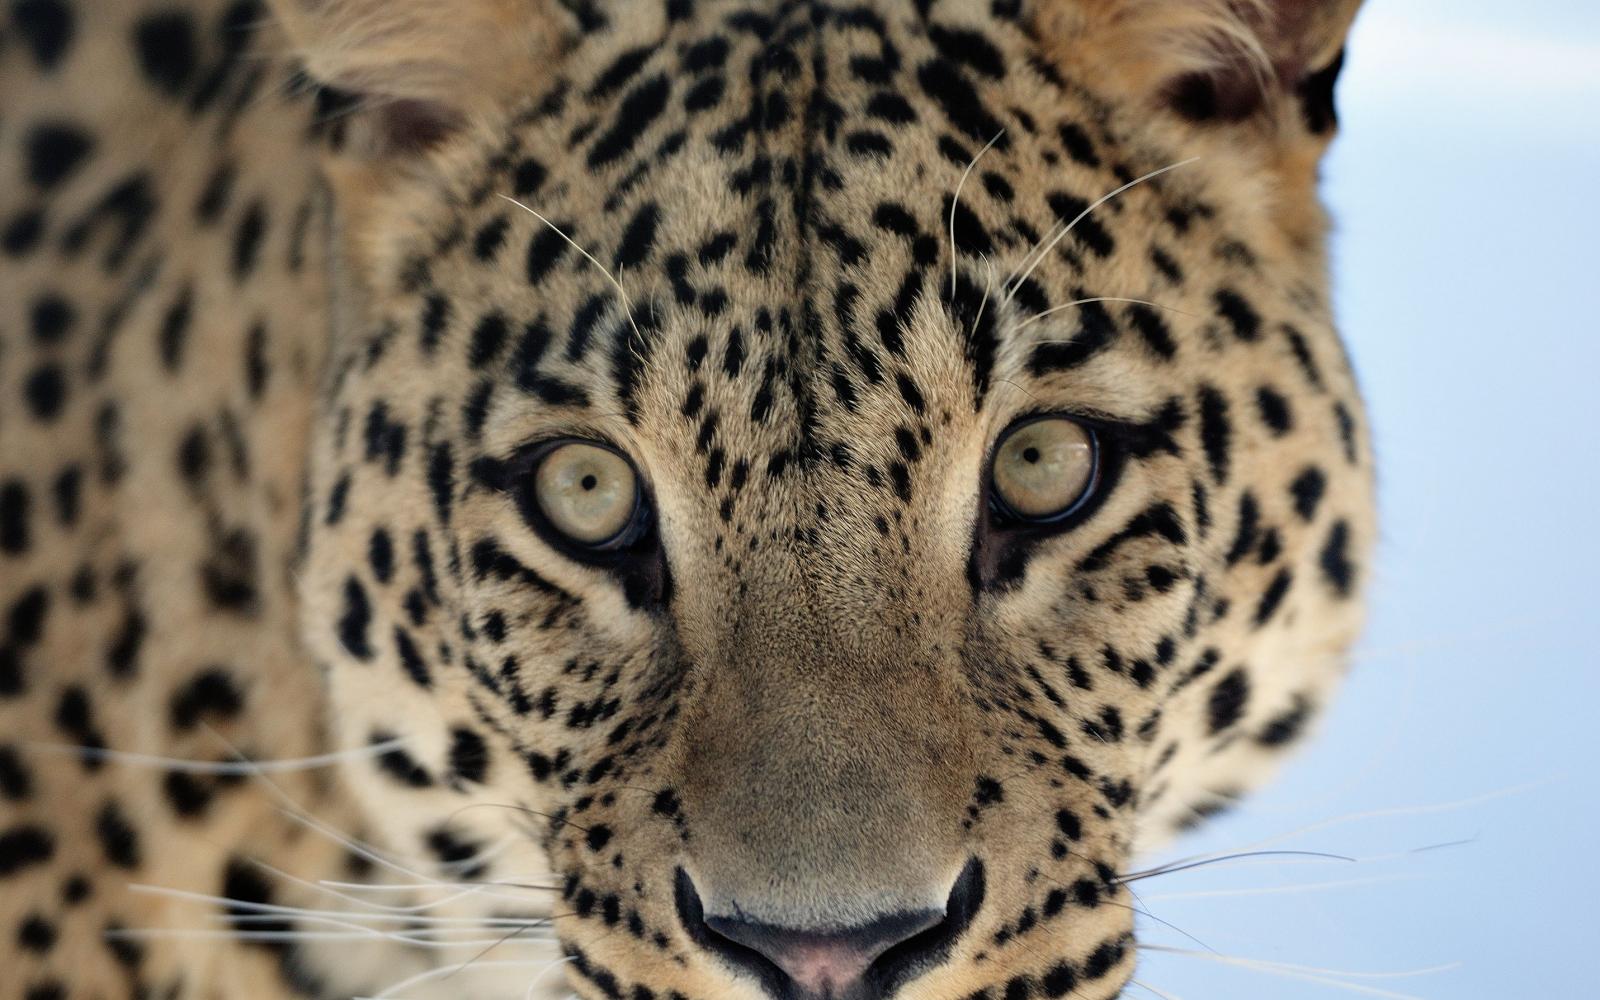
xmin=675 ymin=861 xmax=985 ymax=1000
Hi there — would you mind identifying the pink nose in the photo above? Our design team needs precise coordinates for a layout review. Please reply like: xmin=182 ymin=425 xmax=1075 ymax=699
xmin=676 ymin=862 xmax=987 ymax=999
xmin=702 ymin=909 xmax=942 ymax=998
xmin=761 ymin=936 xmax=879 ymax=995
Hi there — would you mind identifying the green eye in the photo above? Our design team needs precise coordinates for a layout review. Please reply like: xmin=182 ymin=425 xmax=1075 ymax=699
xmin=990 ymin=417 xmax=1098 ymax=521
xmin=534 ymin=441 xmax=640 ymax=546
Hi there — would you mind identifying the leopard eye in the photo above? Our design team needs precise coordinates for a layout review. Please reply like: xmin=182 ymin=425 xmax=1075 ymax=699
xmin=990 ymin=416 xmax=1099 ymax=522
xmin=533 ymin=441 xmax=641 ymax=547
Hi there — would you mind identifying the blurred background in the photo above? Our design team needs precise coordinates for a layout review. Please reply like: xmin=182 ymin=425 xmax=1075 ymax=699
xmin=1133 ymin=2 xmax=1600 ymax=997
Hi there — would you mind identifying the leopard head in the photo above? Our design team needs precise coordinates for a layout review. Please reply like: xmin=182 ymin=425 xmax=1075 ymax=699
xmin=277 ymin=1 xmax=1372 ymax=996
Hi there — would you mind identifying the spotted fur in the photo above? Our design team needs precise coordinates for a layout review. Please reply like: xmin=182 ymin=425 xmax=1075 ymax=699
xmin=1 ymin=1 xmax=1371 ymax=998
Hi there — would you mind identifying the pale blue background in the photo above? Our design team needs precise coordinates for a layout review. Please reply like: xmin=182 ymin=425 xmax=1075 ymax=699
xmin=1134 ymin=3 xmax=1600 ymax=998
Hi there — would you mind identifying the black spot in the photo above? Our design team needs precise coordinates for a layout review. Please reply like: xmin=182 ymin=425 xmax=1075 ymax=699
xmin=221 ymin=857 xmax=286 ymax=931
xmin=195 ymin=161 xmax=236 ymax=223
xmin=24 ymin=122 xmax=93 ymax=189
xmin=1257 ymin=694 xmax=1313 ymax=747
xmin=3 ymin=210 xmax=46 ymax=256
xmin=1 ymin=480 xmax=31 ymax=554
xmin=393 ymin=626 xmax=431 ymax=688
xmin=0 ymin=825 xmax=54 ymax=875
xmin=419 ymin=294 xmax=451 ymax=352
xmin=336 ymin=577 xmax=374 ymax=660
xmin=1214 ymin=288 xmax=1260 ymax=341
xmin=1127 ymin=303 xmax=1176 ymax=360
xmin=589 ymin=44 xmax=654 ymax=98
xmin=1042 ymin=961 xmax=1078 ymax=997
xmin=95 ymin=800 xmax=141 ymax=868
xmin=513 ymin=158 xmax=547 ymax=197
xmin=9 ymin=586 xmax=50 ymax=645
xmin=169 ymin=668 xmax=246 ymax=731
xmin=425 ymin=826 xmax=487 ymax=879
xmin=231 ymin=200 xmax=267 ymax=279
xmin=1029 ymin=298 xmax=1117 ymax=372
xmin=1207 ymin=669 xmax=1251 ymax=734
xmin=13 ymin=0 xmax=75 ymax=70
xmin=1288 ymin=467 xmax=1326 ymax=521
xmin=613 ymin=202 xmax=660 ymax=269
xmin=1056 ymin=121 xmax=1100 ymax=167
xmin=1044 ymin=192 xmax=1115 ymax=258
xmin=586 ymin=824 xmax=614 ymax=851
xmin=159 ymin=285 xmax=194 ymax=372
xmin=525 ymin=225 xmax=569 ymax=286
xmin=368 ymin=528 xmax=394 ymax=583
xmin=373 ymin=734 xmax=433 ymax=788
xmin=1319 ymin=519 xmax=1356 ymax=596
xmin=162 ymin=770 xmax=214 ymax=818
xmin=468 ymin=311 xmax=510 ymax=369
xmin=1197 ymin=385 xmax=1232 ymax=483
xmin=428 ymin=444 xmax=454 ymax=524
xmin=1255 ymin=386 xmax=1293 ymax=435
xmin=916 ymin=58 xmax=1006 ymax=145
xmin=16 ymin=913 xmax=55 ymax=952
xmin=106 ymin=607 xmax=146 ymax=678
xmin=448 ymin=727 xmax=489 ymax=784
xmin=588 ymin=74 xmax=670 ymax=168
xmin=0 ymin=746 xmax=33 ymax=800
xmin=132 ymin=10 xmax=198 ymax=96
xmin=472 ymin=214 xmax=510 ymax=260
xmin=1252 ymin=568 xmax=1293 ymax=627
xmin=30 ymin=295 xmax=75 ymax=344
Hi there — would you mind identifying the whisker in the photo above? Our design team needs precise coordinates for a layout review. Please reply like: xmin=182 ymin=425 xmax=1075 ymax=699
xmin=1105 ymin=899 xmax=1215 ymax=955
xmin=950 ymin=130 xmax=1006 ymax=300
xmin=1141 ymin=946 xmax=1459 ymax=999
xmin=1003 ymin=158 xmax=1200 ymax=304
xmin=127 ymin=883 xmax=554 ymax=933
xmin=525 ymin=956 xmax=577 ymax=1000
xmin=1146 ymin=783 xmax=1540 ymax=880
xmin=1121 ymin=849 xmax=1356 ymax=884
xmin=1141 ymin=873 xmax=1425 ymax=902
xmin=1128 ymin=979 xmax=1188 ymax=1000
xmin=497 ymin=195 xmax=641 ymax=342
xmin=19 ymin=738 xmax=407 ymax=774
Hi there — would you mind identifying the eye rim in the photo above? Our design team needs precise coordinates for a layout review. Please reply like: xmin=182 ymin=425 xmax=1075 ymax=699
xmin=986 ymin=414 xmax=1105 ymax=527
xmin=519 ymin=437 xmax=655 ymax=559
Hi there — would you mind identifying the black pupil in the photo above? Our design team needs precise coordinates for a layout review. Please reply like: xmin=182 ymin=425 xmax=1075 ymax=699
xmin=580 ymin=473 xmax=598 ymax=491
xmin=1022 ymin=446 xmax=1041 ymax=464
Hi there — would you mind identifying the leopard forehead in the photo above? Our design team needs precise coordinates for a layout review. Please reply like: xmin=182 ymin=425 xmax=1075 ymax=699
xmin=293 ymin=2 xmax=1374 ymax=997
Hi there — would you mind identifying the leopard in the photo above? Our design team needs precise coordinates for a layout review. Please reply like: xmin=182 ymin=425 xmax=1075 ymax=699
xmin=0 ymin=0 xmax=1374 ymax=998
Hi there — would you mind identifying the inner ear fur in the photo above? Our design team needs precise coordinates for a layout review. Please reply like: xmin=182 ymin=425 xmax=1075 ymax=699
xmin=1036 ymin=0 xmax=1363 ymax=134
xmin=269 ymin=0 xmax=559 ymax=156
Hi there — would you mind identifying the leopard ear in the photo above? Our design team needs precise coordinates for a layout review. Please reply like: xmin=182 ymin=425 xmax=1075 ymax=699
xmin=1037 ymin=0 xmax=1363 ymax=136
xmin=268 ymin=0 xmax=558 ymax=156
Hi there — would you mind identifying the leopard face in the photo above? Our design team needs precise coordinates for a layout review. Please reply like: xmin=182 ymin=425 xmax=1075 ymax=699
xmin=286 ymin=2 xmax=1373 ymax=998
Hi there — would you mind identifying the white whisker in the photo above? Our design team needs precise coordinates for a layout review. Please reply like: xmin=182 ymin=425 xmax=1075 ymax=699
xmin=1128 ymin=979 xmax=1188 ymax=1000
xmin=497 ymin=195 xmax=641 ymax=341
xmin=1003 ymin=158 xmax=1199 ymax=304
xmin=524 ymin=956 xmax=577 ymax=1000
xmin=19 ymin=738 xmax=406 ymax=774
xmin=1142 ymin=873 xmax=1425 ymax=902
xmin=950 ymin=129 xmax=1006 ymax=299
xmin=1142 ymin=946 xmax=1459 ymax=999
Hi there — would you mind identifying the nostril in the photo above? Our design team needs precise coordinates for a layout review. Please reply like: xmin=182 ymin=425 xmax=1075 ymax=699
xmin=866 ymin=857 xmax=986 ymax=994
xmin=674 ymin=860 xmax=986 ymax=1000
